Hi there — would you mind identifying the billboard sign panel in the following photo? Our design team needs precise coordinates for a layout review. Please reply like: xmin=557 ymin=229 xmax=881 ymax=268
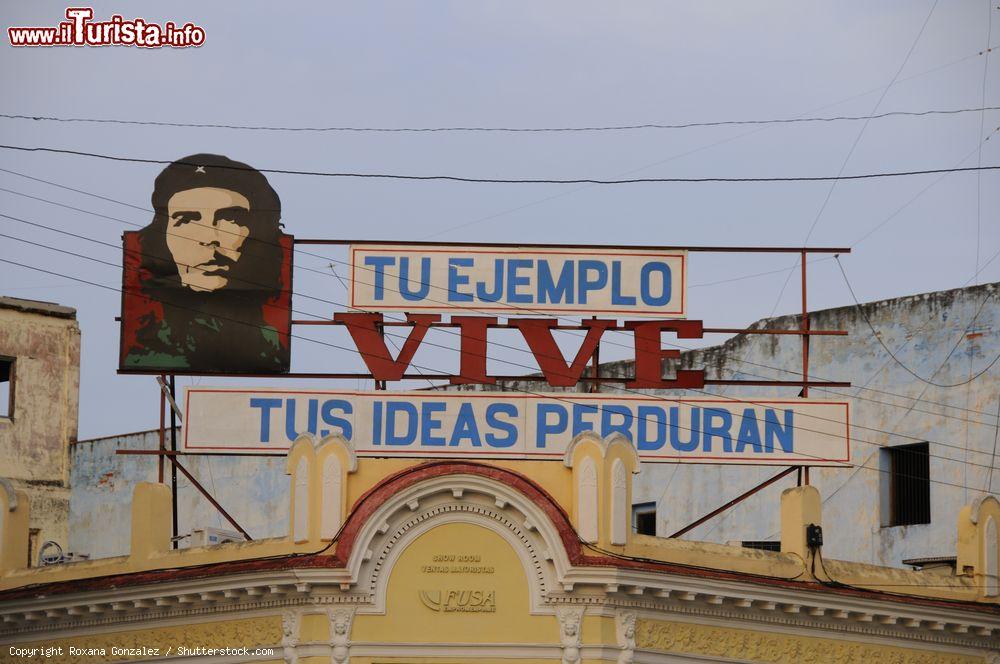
xmin=119 ymin=154 xmax=293 ymax=374
xmin=349 ymin=244 xmax=687 ymax=317
xmin=183 ymin=388 xmax=850 ymax=466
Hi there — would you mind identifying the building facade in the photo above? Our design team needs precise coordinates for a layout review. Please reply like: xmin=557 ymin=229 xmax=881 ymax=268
xmin=0 ymin=297 xmax=80 ymax=566
xmin=66 ymin=283 xmax=998 ymax=569
xmin=2 ymin=434 xmax=999 ymax=663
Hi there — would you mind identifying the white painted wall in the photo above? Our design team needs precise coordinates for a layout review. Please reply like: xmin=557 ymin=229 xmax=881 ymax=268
xmin=67 ymin=283 xmax=998 ymax=567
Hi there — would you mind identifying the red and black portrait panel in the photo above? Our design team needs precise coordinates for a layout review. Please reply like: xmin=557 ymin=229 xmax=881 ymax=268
xmin=120 ymin=154 xmax=292 ymax=374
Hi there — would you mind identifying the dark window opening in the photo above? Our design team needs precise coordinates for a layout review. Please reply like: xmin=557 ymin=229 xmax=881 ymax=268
xmin=887 ymin=442 xmax=930 ymax=526
xmin=0 ymin=357 xmax=12 ymax=419
xmin=632 ymin=502 xmax=656 ymax=536
xmin=742 ymin=540 xmax=781 ymax=552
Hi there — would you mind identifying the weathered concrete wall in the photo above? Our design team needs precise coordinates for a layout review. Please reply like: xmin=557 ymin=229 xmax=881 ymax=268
xmin=66 ymin=283 xmax=998 ymax=567
xmin=444 ymin=282 xmax=999 ymax=568
xmin=0 ymin=297 xmax=80 ymax=561
xmin=68 ymin=430 xmax=289 ymax=559
xmin=622 ymin=282 xmax=999 ymax=568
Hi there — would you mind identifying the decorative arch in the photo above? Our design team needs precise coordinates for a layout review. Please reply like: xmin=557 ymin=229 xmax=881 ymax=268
xmin=985 ymin=516 xmax=998 ymax=597
xmin=610 ymin=458 xmax=628 ymax=545
xmin=578 ymin=457 xmax=599 ymax=544
xmin=331 ymin=462 xmax=584 ymax=613
xmin=293 ymin=457 xmax=309 ymax=543
xmin=321 ymin=455 xmax=342 ymax=540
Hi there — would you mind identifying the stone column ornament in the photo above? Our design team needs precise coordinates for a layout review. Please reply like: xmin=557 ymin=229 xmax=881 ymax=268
xmin=556 ymin=606 xmax=585 ymax=664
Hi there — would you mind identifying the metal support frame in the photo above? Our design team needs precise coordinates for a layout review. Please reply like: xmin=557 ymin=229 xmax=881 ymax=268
xmin=134 ymin=375 xmax=254 ymax=544
xmin=669 ymin=466 xmax=798 ymax=539
xmin=670 ymin=253 xmax=821 ymax=537
xmin=800 ymin=251 xmax=811 ymax=485
xmin=123 ymin=244 xmax=843 ymax=545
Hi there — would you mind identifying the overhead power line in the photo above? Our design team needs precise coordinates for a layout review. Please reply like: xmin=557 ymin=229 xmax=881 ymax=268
xmin=3 ymin=219 xmax=998 ymax=470
xmin=0 ymin=144 xmax=998 ymax=185
xmin=1 ymin=106 xmax=997 ymax=133
xmin=835 ymin=256 xmax=999 ymax=388
xmin=2 ymin=253 xmax=997 ymax=491
xmin=1 ymin=172 xmax=996 ymax=422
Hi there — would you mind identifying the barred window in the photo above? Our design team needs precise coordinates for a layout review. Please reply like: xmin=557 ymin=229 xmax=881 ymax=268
xmin=632 ymin=502 xmax=656 ymax=536
xmin=885 ymin=442 xmax=930 ymax=526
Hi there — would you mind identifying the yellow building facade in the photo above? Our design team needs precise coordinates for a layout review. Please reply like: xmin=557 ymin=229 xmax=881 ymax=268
xmin=1 ymin=432 xmax=998 ymax=663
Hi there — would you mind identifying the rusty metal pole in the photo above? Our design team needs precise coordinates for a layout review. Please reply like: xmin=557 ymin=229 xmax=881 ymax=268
xmin=157 ymin=374 xmax=166 ymax=484
xmin=670 ymin=466 xmax=798 ymax=539
xmin=168 ymin=374 xmax=179 ymax=548
xmin=801 ymin=251 xmax=811 ymax=485
xmin=589 ymin=315 xmax=600 ymax=393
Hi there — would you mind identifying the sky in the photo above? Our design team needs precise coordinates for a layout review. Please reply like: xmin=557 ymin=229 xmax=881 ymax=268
xmin=0 ymin=1 xmax=997 ymax=439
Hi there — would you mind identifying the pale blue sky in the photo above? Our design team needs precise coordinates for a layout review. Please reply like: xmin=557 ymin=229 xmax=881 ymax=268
xmin=1 ymin=1 xmax=996 ymax=438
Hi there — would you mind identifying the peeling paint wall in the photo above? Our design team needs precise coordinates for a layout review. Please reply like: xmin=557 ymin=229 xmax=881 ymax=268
xmin=449 ymin=282 xmax=999 ymax=568
xmin=0 ymin=297 xmax=80 ymax=562
xmin=66 ymin=283 xmax=998 ymax=567
xmin=68 ymin=430 xmax=289 ymax=559
xmin=622 ymin=282 xmax=998 ymax=568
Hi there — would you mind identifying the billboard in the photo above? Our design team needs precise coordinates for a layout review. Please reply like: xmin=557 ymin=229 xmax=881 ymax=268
xmin=119 ymin=154 xmax=292 ymax=374
xmin=349 ymin=244 xmax=687 ymax=317
xmin=182 ymin=388 xmax=851 ymax=466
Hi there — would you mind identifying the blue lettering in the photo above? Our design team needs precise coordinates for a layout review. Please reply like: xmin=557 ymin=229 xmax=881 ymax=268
xmin=636 ymin=406 xmax=667 ymax=450
xmin=372 ymin=401 xmax=383 ymax=445
xmin=577 ymin=260 xmax=608 ymax=304
xmin=249 ymin=397 xmax=282 ymax=443
xmin=538 ymin=261 xmax=574 ymax=304
xmin=449 ymin=403 xmax=482 ymax=446
xmin=735 ymin=408 xmax=762 ymax=453
xmin=363 ymin=256 xmax=396 ymax=301
xmin=600 ymin=405 xmax=633 ymax=441
xmin=610 ymin=261 xmax=636 ymax=305
xmin=536 ymin=404 xmax=568 ymax=447
xmin=485 ymin=403 xmax=518 ymax=448
xmin=703 ymin=408 xmax=733 ymax=453
xmin=669 ymin=406 xmax=700 ymax=452
xmin=448 ymin=257 xmax=474 ymax=302
xmin=572 ymin=402 xmax=599 ymax=436
xmin=399 ymin=257 xmax=430 ymax=301
xmin=385 ymin=402 xmax=418 ymax=445
xmin=640 ymin=262 xmax=672 ymax=306
xmin=765 ymin=409 xmax=794 ymax=453
xmin=507 ymin=259 xmax=533 ymax=304
xmin=421 ymin=401 xmax=447 ymax=446
xmin=284 ymin=398 xmax=307 ymax=441
xmin=319 ymin=399 xmax=353 ymax=440
xmin=476 ymin=259 xmax=504 ymax=302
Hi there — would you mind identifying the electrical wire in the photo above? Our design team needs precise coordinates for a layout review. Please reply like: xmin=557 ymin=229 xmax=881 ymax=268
xmin=1 ymin=172 xmax=994 ymax=423
xmin=3 ymin=185 xmax=997 ymax=442
xmin=2 ymin=254 xmax=998 ymax=492
xmin=975 ymin=1 xmax=995 ymax=283
xmin=0 ymin=144 xmax=997 ymax=184
xmin=3 ymin=217 xmax=996 ymax=470
xmin=836 ymin=256 xmax=999 ymax=387
xmin=755 ymin=0 xmax=942 ymax=325
xmin=2 ymin=106 xmax=998 ymax=133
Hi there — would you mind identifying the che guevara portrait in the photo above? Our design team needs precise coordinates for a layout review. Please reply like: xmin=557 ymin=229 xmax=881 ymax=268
xmin=119 ymin=154 xmax=292 ymax=373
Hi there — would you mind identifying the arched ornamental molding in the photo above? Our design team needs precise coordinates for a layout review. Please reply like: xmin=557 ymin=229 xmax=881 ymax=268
xmin=331 ymin=462 xmax=585 ymax=615
xmin=286 ymin=433 xmax=358 ymax=543
xmin=563 ymin=432 xmax=641 ymax=547
xmin=957 ymin=495 xmax=1000 ymax=598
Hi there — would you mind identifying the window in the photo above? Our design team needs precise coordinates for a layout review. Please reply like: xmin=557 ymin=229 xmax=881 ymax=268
xmin=632 ymin=502 xmax=656 ymax=536
xmin=741 ymin=540 xmax=781 ymax=552
xmin=884 ymin=442 xmax=930 ymax=526
xmin=0 ymin=357 xmax=12 ymax=419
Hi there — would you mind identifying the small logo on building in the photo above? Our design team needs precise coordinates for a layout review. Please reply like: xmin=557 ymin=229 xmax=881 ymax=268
xmin=419 ymin=589 xmax=496 ymax=613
